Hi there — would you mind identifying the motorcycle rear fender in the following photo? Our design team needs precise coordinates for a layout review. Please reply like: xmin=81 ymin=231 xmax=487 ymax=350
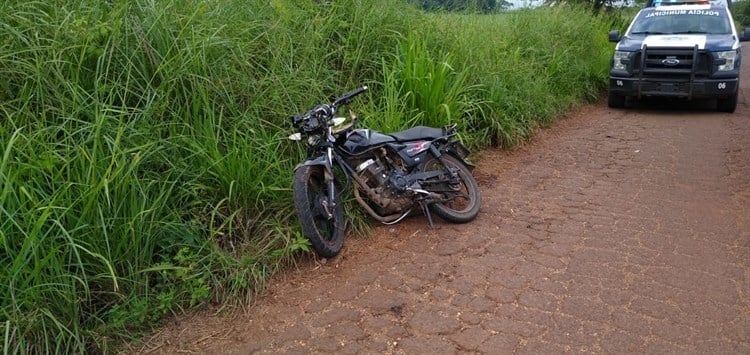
xmin=443 ymin=141 xmax=475 ymax=170
xmin=415 ymin=143 xmax=474 ymax=173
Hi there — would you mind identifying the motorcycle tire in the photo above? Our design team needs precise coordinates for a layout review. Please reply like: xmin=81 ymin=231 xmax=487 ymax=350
xmin=293 ymin=165 xmax=345 ymax=258
xmin=421 ymin=154 xmax=481 ymax=223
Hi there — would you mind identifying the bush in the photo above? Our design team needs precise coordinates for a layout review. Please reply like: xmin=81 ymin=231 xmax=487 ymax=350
xmin=733 ymin=0 xmax=750 ymax=27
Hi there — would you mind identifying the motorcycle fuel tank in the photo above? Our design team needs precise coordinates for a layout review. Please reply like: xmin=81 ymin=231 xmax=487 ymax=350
xmin=342 ymin=129 xmax=395 ymax=156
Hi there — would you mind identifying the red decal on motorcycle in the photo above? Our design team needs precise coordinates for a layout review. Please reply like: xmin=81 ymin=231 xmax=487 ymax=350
xmin=405 ymin=141 xmax=430 ymax=155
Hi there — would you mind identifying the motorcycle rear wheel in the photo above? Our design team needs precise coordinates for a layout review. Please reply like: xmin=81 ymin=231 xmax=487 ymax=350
xmin=421 ymin=155 xmax=481 ymax=223
xmin=293 ymin=165 xmax=345 ymax=257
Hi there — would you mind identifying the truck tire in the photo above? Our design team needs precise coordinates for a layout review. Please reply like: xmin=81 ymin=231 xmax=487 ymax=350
xmin=717 ymin=91 xmax=737 ymax=113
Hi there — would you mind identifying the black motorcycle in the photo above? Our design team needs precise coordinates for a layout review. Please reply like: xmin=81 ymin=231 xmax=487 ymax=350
xmin=289 ymin=86 xmax=481 ymax=257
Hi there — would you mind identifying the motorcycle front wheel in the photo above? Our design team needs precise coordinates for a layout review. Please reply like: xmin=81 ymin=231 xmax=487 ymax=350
xmin=293 ymin=165 xmax=345 ymax=258
xmin=421 ymin=154 xmax=481 ymax=223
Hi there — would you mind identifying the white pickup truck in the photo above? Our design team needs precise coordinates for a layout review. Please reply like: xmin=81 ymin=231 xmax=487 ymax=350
xmin=607 ymin=1 xmax=749 ymax=112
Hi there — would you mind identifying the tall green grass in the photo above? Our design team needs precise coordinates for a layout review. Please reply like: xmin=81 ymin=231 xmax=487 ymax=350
xmin=412 ymin=8 xmax=615 ymax=146
xmin=0 ymin=0 xmax=616 ymax=351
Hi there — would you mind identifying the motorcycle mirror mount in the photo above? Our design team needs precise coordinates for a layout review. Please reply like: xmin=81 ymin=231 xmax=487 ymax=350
xmin=349 ymin=109 xmax=360 ymax=127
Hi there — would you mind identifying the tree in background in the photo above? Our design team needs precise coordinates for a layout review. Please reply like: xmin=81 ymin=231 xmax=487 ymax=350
xmin=546 ymin=0 xmax=615 ymax=11
xmin=734 ymin=0 xmax=750 ymax=27
xmin=408 ymin=0 xmax=644 ymax=12
xmin=408 ymin=0 xmax=513 ymax=12
xmin=545 ymin=0 xmax=642 ymax=12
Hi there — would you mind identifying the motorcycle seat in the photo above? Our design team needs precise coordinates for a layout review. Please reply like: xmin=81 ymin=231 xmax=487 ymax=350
xmin=389 ymin=126 xmax=445 ymax=142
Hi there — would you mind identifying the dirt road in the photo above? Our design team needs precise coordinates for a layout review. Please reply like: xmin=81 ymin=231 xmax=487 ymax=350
xmin=138 ymin=53 xmax=750 ymax=354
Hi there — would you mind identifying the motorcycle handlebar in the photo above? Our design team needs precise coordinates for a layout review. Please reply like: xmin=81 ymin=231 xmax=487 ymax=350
xmin=291 ymin=86 xmax=368 ymax=133
xmin=332 ymin=85 xmax=368 ymax=108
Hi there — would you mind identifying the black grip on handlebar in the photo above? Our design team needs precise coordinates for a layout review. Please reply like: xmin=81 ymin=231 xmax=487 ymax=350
xmin=291 ymin=114 xmax=304 ymax=125
xmin=332 ymin=85 xmax=368 ymax=108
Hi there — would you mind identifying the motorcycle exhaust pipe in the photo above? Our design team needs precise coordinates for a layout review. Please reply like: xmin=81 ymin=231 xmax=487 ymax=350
xmin=353 ymin=187 xmax=408 ymax=224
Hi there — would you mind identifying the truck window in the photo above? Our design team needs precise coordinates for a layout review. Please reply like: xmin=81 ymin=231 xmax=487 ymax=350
xmin=630 ymin=12 xmax=731 ymax=35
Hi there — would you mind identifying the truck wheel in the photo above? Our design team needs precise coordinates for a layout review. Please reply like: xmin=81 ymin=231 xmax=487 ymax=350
xmin=717 ymin=91 xmax=737 ymax=113
xmin=608 ymin=92 xmax=626 ymax=108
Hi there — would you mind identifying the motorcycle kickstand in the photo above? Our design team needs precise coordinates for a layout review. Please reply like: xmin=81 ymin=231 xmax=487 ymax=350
xmin=419 ymin=201 xmax=436 ymax=228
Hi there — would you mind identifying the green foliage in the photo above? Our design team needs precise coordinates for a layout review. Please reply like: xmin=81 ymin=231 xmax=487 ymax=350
xmin=733 ymin=0 xmax=750 ymax=27
xmin=388 ymin=34 xmax=475 ymax=128
xmin=400 ymin=7 xmax=613 ymax=147
xmin=407 ymin=0 xmax=509 ymax=12
xmin=549 ymin=0 xmax=637 ymax=12
xmin=0 ymin=0 xmax=614 ymax=352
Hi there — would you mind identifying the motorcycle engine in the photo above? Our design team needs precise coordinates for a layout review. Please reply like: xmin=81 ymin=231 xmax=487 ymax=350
xmin=356 ymin=158 xmax=387 ymax=188
xmin=354 ymin=154 xmax=414 ymax=214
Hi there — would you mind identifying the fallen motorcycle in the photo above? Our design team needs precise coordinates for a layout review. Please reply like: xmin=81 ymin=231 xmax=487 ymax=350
xmin=289 ymin=86 xmax=481 ymax=257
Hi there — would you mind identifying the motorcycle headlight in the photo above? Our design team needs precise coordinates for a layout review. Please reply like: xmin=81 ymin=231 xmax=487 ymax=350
xmin=716 ymin=50 xmax=738 ymax=71
xmin=612 ymin=51 xmax=631 ymax=71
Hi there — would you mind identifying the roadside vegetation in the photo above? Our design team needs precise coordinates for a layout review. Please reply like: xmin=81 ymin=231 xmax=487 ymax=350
xmin=733 ymin=0 xmax=750 ymax=27
xmin=0 ymin=0 xmax=620 ymax=352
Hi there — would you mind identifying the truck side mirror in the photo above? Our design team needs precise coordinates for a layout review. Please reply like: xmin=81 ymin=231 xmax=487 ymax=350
xmin=609 ymin=30 xmax=621 ymax=43
xmin=740 ymin=28 xmax=750 ymax=42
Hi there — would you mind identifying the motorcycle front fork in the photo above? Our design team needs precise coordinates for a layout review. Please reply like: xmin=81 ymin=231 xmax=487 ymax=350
xmin=322 ymin=147 xmax=336 ymax=220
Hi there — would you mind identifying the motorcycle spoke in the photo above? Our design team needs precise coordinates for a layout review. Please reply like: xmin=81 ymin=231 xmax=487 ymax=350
xmin=432 ymin=175 xmax=471 ymax=211
xmin=306 ymin=176 xmax=335 ymax=225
